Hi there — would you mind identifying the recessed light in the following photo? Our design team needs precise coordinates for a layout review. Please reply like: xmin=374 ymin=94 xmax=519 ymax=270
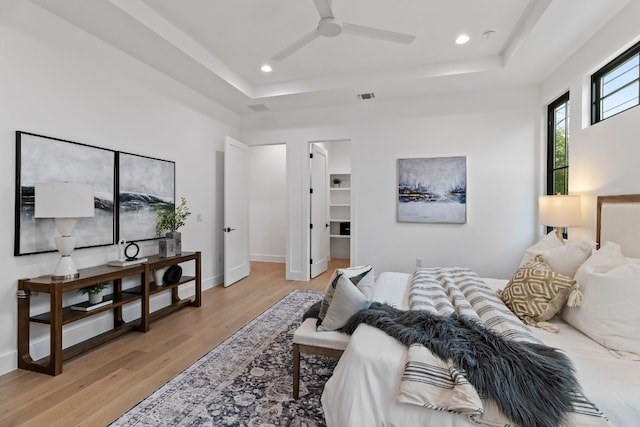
xmin=260 ymin=64 xmax=272 ymax=73
xmin=455 ymin=34 xmax=470 ymax=45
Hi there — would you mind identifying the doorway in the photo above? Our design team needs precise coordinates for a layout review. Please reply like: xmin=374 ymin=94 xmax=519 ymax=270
xmin=248 ymin=144 xmax=287 ymax=264
xmin=310 ymin=139 xmax=351 ymax=272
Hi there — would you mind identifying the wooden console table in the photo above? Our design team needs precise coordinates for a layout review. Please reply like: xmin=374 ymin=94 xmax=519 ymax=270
xmin=17 ymin=251 xmax=201 ymax=375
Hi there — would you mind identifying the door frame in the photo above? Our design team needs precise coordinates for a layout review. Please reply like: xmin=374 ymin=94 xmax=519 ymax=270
xmin=286 ymin=138 xmax=352 ymax=281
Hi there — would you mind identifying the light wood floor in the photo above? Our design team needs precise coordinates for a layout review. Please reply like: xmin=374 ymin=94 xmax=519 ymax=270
xmin=0 ymin=260 xmax=348 ymax=427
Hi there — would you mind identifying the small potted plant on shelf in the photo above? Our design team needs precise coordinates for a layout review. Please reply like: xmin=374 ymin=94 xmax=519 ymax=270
xmin=332 ymin=177 xmax=342 ymax=188
xmin=79 ymin=282 xmax=109 ymax=305
xmin=154 ymin=197 xmax=191 ymax=256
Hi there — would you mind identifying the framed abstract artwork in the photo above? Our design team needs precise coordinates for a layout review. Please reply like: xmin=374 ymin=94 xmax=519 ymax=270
xmin=14 ymin=131 xmax=116 ymax=255
xmin=397 ymin=156 xmax=467 ymax=224
xmin=117 ymin=152 xmax=175 ymax=241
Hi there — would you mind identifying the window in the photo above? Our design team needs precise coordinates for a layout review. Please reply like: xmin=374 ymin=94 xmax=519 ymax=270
xmin=592 ymin=41 xmax=640 ymax=124
xmin=547 ymin=93 xmax=570 ymax=196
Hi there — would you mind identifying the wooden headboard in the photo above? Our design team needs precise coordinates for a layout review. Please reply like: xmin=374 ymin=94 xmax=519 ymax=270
xmin=597 ymin=194 xmax=640 ymax=257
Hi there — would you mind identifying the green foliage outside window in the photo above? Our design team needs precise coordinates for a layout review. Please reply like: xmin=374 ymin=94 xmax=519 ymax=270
xmin=547 ymin=94 xmax=570 ymax=196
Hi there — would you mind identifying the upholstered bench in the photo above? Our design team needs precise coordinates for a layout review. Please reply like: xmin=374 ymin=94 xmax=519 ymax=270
xmin=292 ymin=318 xmax=350 ymax=399
xmin=293 ymin=265 xmax=396 ymax=399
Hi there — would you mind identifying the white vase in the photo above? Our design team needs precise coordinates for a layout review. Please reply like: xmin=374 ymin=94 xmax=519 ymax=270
xmin=153 ymin=268 xmax=167 ymax=286
xmin=89 ymin=293 xmax=102 ymax=305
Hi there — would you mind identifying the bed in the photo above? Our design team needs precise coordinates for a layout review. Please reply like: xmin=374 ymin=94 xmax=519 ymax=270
xmin=318 ymin=194 xmax=640 ymax=427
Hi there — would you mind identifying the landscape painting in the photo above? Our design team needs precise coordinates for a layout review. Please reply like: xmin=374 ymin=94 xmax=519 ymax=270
xmin=397 ymin=156 xmax=467 ymax=223
xmin=118 ymin=152 xmax=175 ymax=241
xmin=15 ymin=131 xmax=116 ymax=255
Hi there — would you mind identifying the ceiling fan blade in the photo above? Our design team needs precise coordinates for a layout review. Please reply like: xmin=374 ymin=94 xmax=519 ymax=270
xmin=342 ymin=22 xmax=416 ymax=44
xmin=313 ymin=0 xmax=334 ymax=19
xmin=271 ymin=29 xmax=321 ymax=61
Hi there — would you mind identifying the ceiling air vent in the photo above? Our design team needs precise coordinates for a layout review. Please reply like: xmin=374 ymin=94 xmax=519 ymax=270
xmin=248 ymin=104 xmax=270 ymax=112
xmin=357 ymin=92 xmax=375 ymax=100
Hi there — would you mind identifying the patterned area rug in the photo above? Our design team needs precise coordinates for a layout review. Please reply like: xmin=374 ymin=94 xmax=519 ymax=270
xmin=111 ymin=290 xmax=335 ymax=426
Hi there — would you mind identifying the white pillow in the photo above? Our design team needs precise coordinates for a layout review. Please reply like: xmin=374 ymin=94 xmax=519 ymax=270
xmin=520 ymin=231 xmax=564 ymax=266
xmin=317 ymin=265 xmax=374 ymax=331
xmin=317 ymin=274 xmax=371 ymax=331
xmin=520 ymin=232 xmax=594 ymax=277
xmin=562 ymin=242 xmax=640 ymax=356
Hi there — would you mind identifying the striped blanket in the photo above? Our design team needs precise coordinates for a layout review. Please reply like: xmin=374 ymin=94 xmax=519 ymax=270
xmin=401 ymin=267 xmax=610 ymax=427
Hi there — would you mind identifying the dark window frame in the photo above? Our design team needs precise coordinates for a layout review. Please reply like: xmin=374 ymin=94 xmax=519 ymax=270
xmin=547 ymin=92 xmax=570 ymax=196
xmin=591 ymin=41 xmax=640 ymax=124
xmin=547 ymin=93 xmax=570 ymax=237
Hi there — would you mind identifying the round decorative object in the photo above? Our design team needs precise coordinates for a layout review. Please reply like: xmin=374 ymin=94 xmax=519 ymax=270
xmin=163 ymin=265 xmax=183 ymax=285
xmin=125 ymin=241 xmax=140 ymax=260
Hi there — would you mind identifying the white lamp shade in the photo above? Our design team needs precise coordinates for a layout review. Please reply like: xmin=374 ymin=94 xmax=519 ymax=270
xmin=538 ymin=195 xmax=582 ymax=227
xmin=34 ymin=182 xmax=95 ymax=218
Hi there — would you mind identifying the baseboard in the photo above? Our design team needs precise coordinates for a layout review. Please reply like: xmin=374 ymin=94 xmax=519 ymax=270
xmin=0 ymin=351 xmax=17 ymax=377
xmin=250 ymin=254 xmax=286 ymax=263
xmin=206 ymin=273 xmax=224 ymax=288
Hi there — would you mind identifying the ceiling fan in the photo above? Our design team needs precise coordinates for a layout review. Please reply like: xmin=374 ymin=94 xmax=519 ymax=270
xmin=271 ymin=0 xmax=416 ymax=61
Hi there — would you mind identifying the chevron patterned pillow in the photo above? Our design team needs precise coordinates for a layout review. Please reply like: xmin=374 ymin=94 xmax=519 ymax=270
xmin=499 ymin=255 xmax=576 ymax=331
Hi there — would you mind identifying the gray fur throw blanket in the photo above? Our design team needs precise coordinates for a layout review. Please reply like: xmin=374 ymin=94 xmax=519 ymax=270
xmin=302 ymin=300 xmax=580 ymax=427
xmin=343 ymin=302 xmax=580 ymax=427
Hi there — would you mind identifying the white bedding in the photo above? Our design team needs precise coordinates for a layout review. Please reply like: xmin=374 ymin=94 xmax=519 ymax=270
xmin=321 ymin=272 xmax=640 ymax=427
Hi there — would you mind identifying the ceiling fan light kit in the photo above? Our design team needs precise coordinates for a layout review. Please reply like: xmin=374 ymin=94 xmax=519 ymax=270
xmin=271 ymin=0 xmax=416 ymax=61
xmin=318 ymin=18 xmax=342 ymax=37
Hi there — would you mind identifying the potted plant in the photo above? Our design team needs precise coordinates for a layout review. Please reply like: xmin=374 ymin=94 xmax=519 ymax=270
xmin=154 ymin=197 xmax=191 ymax=255
xmin=332 ymin=177 xmax=342 ymax=188
xmin=79 ymin=282 xmax=109 ymax=305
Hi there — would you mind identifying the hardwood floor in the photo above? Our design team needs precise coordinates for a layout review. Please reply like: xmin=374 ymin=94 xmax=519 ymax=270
xmin=0 ymin=260 xmax=349 ymax=426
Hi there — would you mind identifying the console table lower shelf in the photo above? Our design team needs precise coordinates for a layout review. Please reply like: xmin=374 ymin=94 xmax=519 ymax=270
xmin=17 ymin=251 xmax=201 ymax=375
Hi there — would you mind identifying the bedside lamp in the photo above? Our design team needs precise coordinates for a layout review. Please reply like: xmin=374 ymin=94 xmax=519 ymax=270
xmin=35 ymin=182 xmax=95 ymax=280
xmin=538 ymin=194 xmax=582 ymax=242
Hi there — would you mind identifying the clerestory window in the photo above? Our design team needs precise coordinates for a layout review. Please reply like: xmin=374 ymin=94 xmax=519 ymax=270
xmin=591 ymin=41 xmax=640 ymax=124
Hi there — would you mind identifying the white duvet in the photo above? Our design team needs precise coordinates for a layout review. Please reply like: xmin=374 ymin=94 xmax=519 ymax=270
xmin=321 ymin=273 xmax=640 ymax=427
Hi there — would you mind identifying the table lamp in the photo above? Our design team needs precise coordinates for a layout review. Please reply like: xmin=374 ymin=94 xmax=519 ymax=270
xmin=538 ymin=194 xmax=582 ymax=242
xmin=35 ymin=182 xmax=95 ymax=280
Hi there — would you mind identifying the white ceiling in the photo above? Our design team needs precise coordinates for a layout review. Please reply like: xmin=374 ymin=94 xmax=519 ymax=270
xmin=31 ymin=0 xmax=630 ymax=115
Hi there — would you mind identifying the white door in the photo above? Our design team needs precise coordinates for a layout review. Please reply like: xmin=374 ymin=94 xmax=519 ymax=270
xmin=310 ymin=144 xmax=329 ymax=278
xmin=224 ymin=136 xmax=250 ymax=287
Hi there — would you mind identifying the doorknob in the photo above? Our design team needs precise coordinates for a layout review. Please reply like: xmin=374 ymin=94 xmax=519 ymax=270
xmin=222 ymin=227 xmax=237 ymax=232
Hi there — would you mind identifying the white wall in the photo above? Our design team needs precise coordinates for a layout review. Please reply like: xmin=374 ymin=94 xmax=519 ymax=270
xmin=249 ymin=144 xmax=287 ymax=262
xmin=241 ymin=87 xmax=541 ymax=281
xmin=326 ymin=140 xmax=351 ymax=175
xmin=539 ymin=0 xmax=640 ymax=242
xmin=0 ymin=1 xmax=239 ymax=375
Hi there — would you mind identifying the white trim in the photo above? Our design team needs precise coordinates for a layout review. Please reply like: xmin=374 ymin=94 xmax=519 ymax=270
xmin=250 ymin=254 xmax=286 ymax=263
